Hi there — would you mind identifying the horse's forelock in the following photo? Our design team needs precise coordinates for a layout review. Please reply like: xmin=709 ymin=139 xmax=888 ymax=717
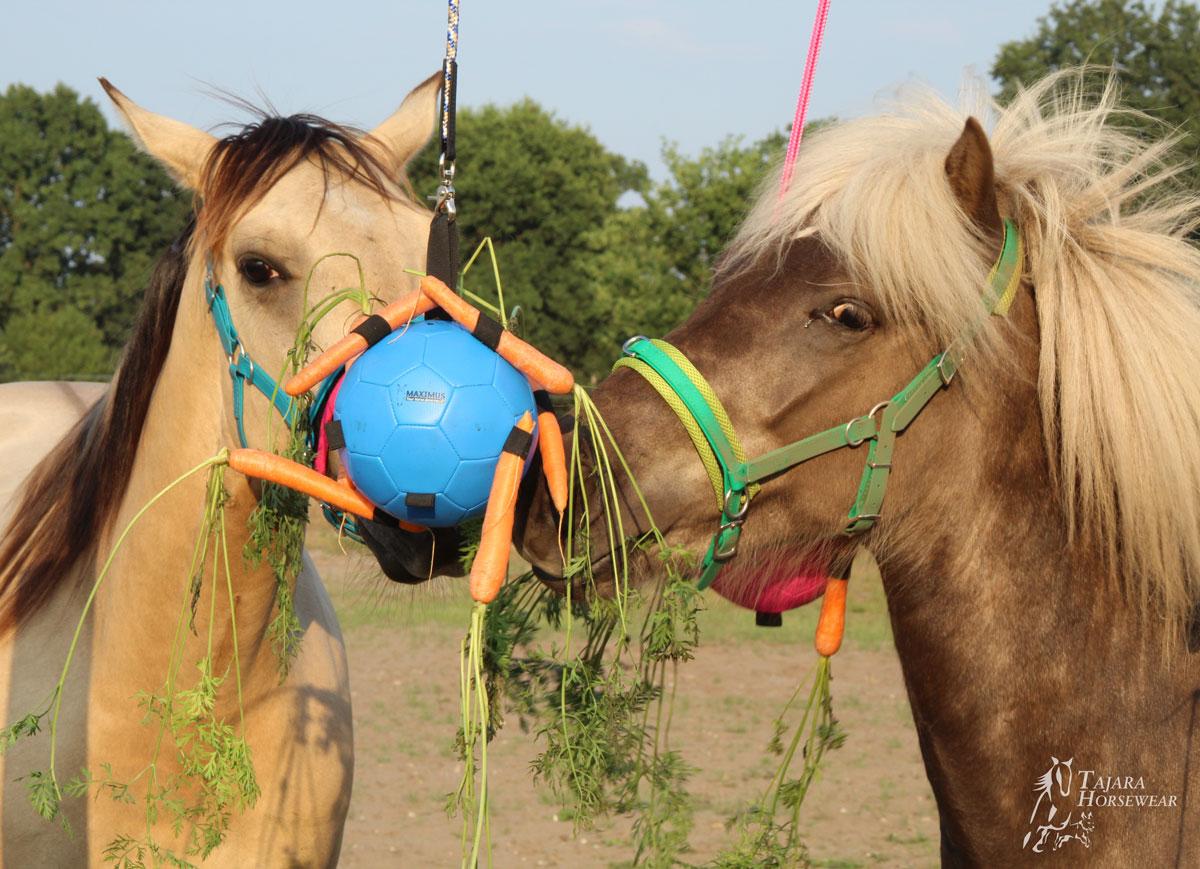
xmin=195 ymin=112 xmax=408 ymax=256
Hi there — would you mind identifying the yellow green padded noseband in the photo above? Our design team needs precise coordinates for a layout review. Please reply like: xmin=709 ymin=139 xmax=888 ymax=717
xmin=615 ymin=218 xmax=1023 ymax=589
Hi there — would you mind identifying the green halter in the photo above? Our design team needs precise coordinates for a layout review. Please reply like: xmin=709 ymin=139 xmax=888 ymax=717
xmin=615 ymin=219 xmax=1023 ymax=590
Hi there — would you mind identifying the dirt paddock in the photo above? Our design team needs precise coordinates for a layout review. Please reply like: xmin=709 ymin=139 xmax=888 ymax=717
xmin=310 ymin=541 xmax=938 ymax=868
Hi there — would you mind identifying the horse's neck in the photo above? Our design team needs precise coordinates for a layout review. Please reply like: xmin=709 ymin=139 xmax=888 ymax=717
xmin=93 ymin=271 xmax=282 ymax=703
xmin=882 ymin=454 xmax=1198 ymax=860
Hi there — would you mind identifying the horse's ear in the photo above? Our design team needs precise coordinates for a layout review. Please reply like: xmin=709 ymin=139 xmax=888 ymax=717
xmin=944 ymin=117 xmax=1003 ymax=241
xmin=99 ymin=78 xmax=215 ymax=190
xmin=365 ymin=71 xmax=442 ymax=175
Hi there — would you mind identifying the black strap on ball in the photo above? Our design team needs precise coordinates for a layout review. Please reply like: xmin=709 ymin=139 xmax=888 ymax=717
xmin=533 ymin=389 xmax=553 ymax=414
xmin=324 ymin=419 xmax=346 ymax=452
xmin=352 ymin=314 xmax=392 ymax=347
xmin=472 ymin=313 xmax=504 ymax=351
xmin=502 ymin=426 xmax=533 ymax=459
xmin=405 ymin=492 xmax=437 ymax=509
xmin=424 ymin=213 xmax=458 ymax=322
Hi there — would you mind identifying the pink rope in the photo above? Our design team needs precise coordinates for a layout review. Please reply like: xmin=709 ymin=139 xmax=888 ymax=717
xmin=778 ymin=0 xmax=831 ymax=199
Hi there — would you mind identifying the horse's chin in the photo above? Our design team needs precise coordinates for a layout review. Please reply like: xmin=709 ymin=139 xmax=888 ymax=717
xmin=357 ymin=518 xmax=467 ymax=584
xmin=709 ymin=539 xmax=861 ymax=612
xmin=530 ymin=539 xmax=841 ymax=613
xmin=709 ymin=556 xmax=830 ymax=612
xmin=528 ymin=536 xmax=838 ymax=614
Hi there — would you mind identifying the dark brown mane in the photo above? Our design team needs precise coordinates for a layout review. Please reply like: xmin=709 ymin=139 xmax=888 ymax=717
xmin=196 ymin=113 xmax=404 ymax=254
xmin=0 ymin=220 xmax=190 ymax=632
xmin=0 ymin=111 xmax=405 ymax=632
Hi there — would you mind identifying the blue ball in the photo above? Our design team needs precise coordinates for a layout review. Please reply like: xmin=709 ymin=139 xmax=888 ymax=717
xmin=333 ymin=319 xmax=538 ymax=527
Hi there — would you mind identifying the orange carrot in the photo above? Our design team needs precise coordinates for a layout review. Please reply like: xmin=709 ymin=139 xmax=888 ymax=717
xmin=533 ymin=392 xmax=568 ymax=514
xmin=230 ymin=449 xmax=376 ymax=519
xmin=470 ymin=411 xmax=535 ymax=604
xmin=814 ymin=576 xmax=848 ymax=657
xmin=284 ymin=289 xmax=437 ymax=396
xmin=421 ymin=276 xmax=575 ymax=395
xmin=228 ymin=448 xmax=426 ymax=533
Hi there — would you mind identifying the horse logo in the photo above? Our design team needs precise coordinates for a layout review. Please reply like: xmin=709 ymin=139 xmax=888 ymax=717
xmin=1023 ymin=756 xmax=1093 ymax=852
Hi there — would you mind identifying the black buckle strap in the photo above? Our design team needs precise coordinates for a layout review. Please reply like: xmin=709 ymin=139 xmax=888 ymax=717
xmin=352 ymin=314 xmax=393 ymax=347
xmin=502 ymin=426 xmax=533 ymax=459
xmin=472 ymin=312 xmax=504 ymax=350
xmin=324 ymin=419 xmax=346 ymax=452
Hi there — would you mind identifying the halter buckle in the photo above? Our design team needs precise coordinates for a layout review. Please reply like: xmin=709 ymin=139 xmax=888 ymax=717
xmin=713 ymin=522 xmax=743 ymax=562
xmin=936 ymin=352 xmax=957 ymax=385
xmin=843 ymin=513 xmax=882 ymax=536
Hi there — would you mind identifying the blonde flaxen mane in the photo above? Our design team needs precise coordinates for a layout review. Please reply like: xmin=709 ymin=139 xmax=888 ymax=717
xmin=730 ymin=69 xmax=1200 ymax=626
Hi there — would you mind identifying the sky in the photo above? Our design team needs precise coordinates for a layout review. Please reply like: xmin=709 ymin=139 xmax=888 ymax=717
xmin=2 ymin=1 xmax=1061 ymax=179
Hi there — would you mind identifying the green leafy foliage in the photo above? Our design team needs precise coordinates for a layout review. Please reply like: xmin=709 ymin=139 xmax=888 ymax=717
xmin=409 ymin=100 xmax=646 ymax=382
xmin=0 ymin=306 xmax=113 ymax=380
xmin=0 ymin=457 xmax=260 ymax=864
xmin=714 ymin=659 xmax=847 ymax=867
xmin=580 ymin=134 xmax=787 ymax=373
xmin=992 ymin=0 xmax=1200 ymax=191
xmin=407 ymin=100 xmax=789 ymax=382
xmin=0 ymin=83 xmax=191 ymax=381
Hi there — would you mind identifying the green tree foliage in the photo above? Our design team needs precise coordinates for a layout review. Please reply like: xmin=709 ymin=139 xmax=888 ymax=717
xmin=0 ymin=83 xmax=191 ymax=381
xmin=408 ymin=101 xmax=786 ymax=381
xmin=0 ymin=83 xmax=784 ymax=385
xmin=408 ymin=100 xmax=646 ymax=380
xmin=0 ymin=307 xmax=112 ymax=381
xmin=992 ymin=0 xmax=1200 ymax=188
xmin=581 ymin=134 xmax=785 ymax=377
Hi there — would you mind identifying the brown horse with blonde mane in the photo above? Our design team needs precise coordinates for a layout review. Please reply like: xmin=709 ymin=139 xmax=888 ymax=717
xmin=0 ymin=74 xmax=453 ymax=864
xmin=519 ymin=70 xmax=1200 ymax=865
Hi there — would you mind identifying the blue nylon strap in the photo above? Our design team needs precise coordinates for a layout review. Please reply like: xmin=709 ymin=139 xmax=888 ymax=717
xmin=205 ymin=274 xmax=297 ymax=447
xmin=205 ymin=268 xmax=361 ymax=541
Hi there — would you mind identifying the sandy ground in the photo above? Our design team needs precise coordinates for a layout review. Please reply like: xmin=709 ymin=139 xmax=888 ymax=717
xmin=311 ymin=547 xmax=938 ymax=868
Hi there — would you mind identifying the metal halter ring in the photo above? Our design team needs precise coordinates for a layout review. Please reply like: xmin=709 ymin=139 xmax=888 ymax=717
xmin=723 ymin=487 xmax=750 ymax=521
xmin=846 ymin=400 xmax=892 ymax=447
xmin=227 ymin=339 xmax=246 ymax=370
xmin=622 ymin=335 xmax=650 ymax=356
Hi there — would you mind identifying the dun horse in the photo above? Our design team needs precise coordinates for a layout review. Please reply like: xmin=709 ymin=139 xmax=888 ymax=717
xmin=0 ymin=74 xmax=452 ymax=864
xmin=519 ymin=71 xmax=1200 ymax=865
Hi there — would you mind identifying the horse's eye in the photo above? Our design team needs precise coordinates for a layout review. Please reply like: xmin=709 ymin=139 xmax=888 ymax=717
xmin=828 ymin=301 xmax=873 ymax=331
xmin=237 ymin=256 xmax=281 ymax=287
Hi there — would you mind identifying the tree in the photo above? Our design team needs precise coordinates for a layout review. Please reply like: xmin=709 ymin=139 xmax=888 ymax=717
xmin=0 ymin=307 xmax=112 ymax=381
xmin=578 ymin=133 xmax=787 ymax=378
xmin=0 ymin=83 xmax=191 ymax=381
xmin=407 ymin=100 xmax=646 ymax=379
xmin=992 ymin=0 xmax=1200 ymax=188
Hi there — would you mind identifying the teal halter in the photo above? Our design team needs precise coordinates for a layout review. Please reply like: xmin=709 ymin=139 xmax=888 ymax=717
xmin=616 ymin=219 xmax=1023 ymax=590
xmin=204 ymin=265 xmax=298 ymax=448
xmin=205 ymin=265 xmax=367 ymax=539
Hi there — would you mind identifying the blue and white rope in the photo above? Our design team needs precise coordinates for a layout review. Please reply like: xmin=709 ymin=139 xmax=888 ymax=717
xmin=441 ymin=0 xmax=459 ymax=151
